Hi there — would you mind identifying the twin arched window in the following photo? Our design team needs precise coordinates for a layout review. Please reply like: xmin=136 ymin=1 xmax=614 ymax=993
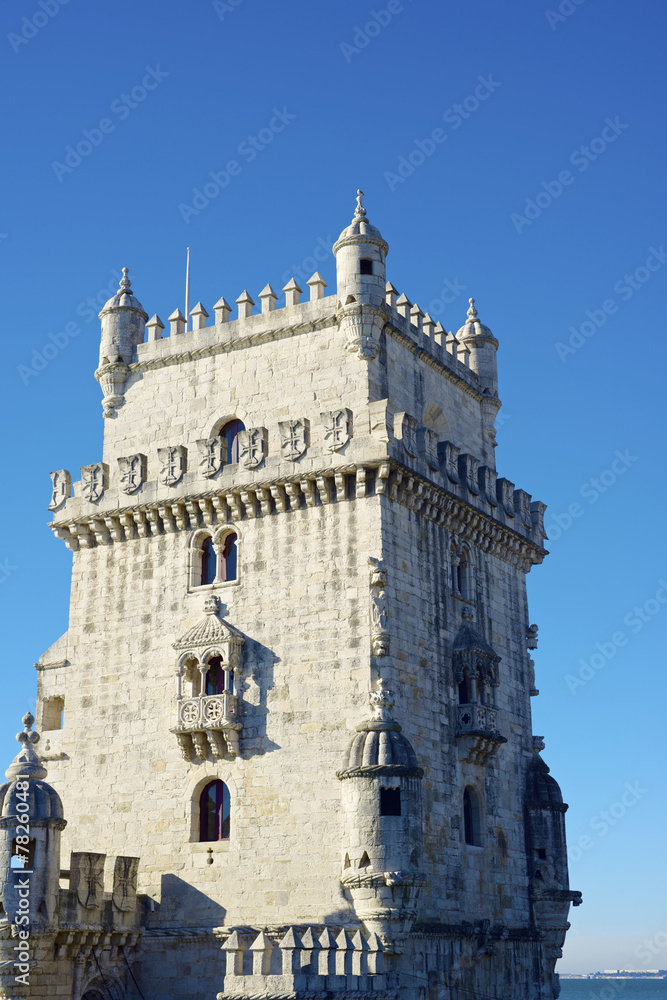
xmin=199 ymin=779 xmax=230 ymax=842
xmin=463 ymin=786 xmax=482 ymax=846
xmin=220 ymin=419 xmax=245 ymax=465
xmin=196 ymin=532 xmax=238 ymax=587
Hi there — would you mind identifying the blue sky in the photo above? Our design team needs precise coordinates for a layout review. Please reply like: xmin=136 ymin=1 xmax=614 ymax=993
xmin=1 ymin=0 xmax=665 ymax=975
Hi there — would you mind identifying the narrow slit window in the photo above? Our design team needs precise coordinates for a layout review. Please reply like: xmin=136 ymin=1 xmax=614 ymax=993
xmin=463 ymin=787 xmax=482 ymax=846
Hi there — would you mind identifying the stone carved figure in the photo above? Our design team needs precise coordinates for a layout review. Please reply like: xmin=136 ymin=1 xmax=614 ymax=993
xmin=158 ymin=446 xmax=186 ymax=486
xmin=81 ymin=464 xmax=106 ymax=503
xmin=278 ymin=419 xmax=308 ymax=461
xmin=112 ymin=855 xmax=140 ymax=912
xmin=197 ymin=438 xmax=224 ymax=479
xmin=369 ymin=557 xmax=390 ymax=657
xmin=239 ymin=427 xmax=267 ymax=469
xmin=321 ymin=409 xmax=352 ymax=452
xmin=118 ymin=454 xmax=146 ymax=494
xmin=49 ymin=469 xmax=71 ymax=511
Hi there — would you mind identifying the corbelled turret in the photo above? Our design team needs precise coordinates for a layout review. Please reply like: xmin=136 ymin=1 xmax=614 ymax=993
xmin=95 ymin=268 xmax=148 ymax=417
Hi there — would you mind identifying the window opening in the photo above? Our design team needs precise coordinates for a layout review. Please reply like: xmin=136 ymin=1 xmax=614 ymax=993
xmin=199 ymin=779 xmax=231 ymax=842
xmin=380 ymin=787 xmax=401 ymax=816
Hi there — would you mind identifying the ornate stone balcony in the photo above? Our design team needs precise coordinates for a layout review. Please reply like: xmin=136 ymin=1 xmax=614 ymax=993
xmin=173 ymin=692 xmax=241 ymax=760
xmin=456 ymin=703 xmax=507 ymax=765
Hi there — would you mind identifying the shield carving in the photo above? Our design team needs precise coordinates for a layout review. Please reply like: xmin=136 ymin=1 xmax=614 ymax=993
xmin=48 ymin=469 xmax=71 ymax=511
xmin=238 ymin=427 xmax=267 ymax=469
xmin=118 ymin=454 xmax=146 ymax=494
xmin=81 ymin=464 xmax=107 ymax=503
xmin=112 ymin=855 xmax=140 ymax=912
xmin=321 ymin=409 xmax=352 ymax=452
xmin=158 ymin=446 xmax=186 ymax=486
xmin=71 ymin=851 xmax=105 ymax=909
xmin=197 ymin=437 xmax=224 ymax=478
xmin=278 ymin=419 xmax=309 ymax=461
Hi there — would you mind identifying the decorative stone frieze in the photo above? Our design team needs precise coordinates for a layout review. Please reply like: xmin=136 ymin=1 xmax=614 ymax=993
xmin=278 ymin=419 xmax=309 ymax=461
xmin=197 ymin=437 xmax=224 ymax=478
xmin=81 ymin=463 xmax=107 ymax=503
xmin=158 ymin=445 xmax=187 ymax=486
xmin=49 ymin=469 xmax=71 ymax=511
xmin=118 ymin=454 xmax=146 ymax=494
xmin=238 ymin=426 xmax=267 ymax=468
xmin=321 ymin=408 xmax=352 ymax=451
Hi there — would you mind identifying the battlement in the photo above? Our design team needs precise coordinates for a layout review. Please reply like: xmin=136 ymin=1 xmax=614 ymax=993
xmin=218 ymin=926 xmax=392 ymax=997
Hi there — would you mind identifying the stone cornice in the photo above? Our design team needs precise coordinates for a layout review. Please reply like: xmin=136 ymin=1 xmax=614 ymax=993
xmin=49 ymin=460 xmax=546 ymax=571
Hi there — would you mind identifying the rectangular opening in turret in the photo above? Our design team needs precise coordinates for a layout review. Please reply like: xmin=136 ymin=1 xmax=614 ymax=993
xmin=360 ymin=258 xmax=373 ymax=274
xmin=380 ymin=787 xmax=401 ymax=816
xmin=42 ymin=697 xmax=65 ymax=731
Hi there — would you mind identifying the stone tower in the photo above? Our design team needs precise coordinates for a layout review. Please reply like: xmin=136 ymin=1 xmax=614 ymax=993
xmin=19 ymin=193 xmax=580 ymax=1000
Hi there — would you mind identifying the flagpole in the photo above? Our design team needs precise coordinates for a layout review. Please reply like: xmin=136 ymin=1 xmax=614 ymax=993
xmin=185 ymin=246 xmax=191 ymax=332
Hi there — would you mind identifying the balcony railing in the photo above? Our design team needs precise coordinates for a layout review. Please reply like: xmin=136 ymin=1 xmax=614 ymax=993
xmin=455 ymin=702 xmax=506 ymax=765
xmin=172 ymin=693 xmax=241 ymax=760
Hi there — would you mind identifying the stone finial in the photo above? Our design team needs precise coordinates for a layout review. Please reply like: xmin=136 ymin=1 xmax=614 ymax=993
xmin=203 ymin=595 xmax=219 ymax=616
xmin=410 ymin=303 xmax=425 ymax=333
xmin=446 ymin=330 xmax=458 ymax=356
xmin=369 ymin=680 xmax=395 ymax=722
xmin=146 ymin=314 xmax=164 ymax=341
xmin=213 ymin=296 xmax=232 ymax=324
xmin=354 ymin=188 xmax=366 ymax=220
xmin=119 ymin=267 xmax=132 ymax=295
xmin=190 ymin=302 xmax=209 ymax=330
xmin=307 ymin=272 xmax=327 ymax=301
xmin=236 ymin=290 xmax=254 ymax=319
xmin=258 ymin=284 xmax=279 ymax=313
xmin=423 ymin=312 xmax=435 ymax=338
xmin=282 ymin=278 xmax=302 ymax=306
xmin=6 ymin=712 xmax=47 ymax=781
xmin=467 ymin=297 xmax=479 ymax=322
xmin=385 ymin=282 xmax=398 ymax=308
xmin=168 ymin=308 xmax=186 ymax=336
xmin=526 ymin=624 xmax=539 ymax=650
xmin=396 ymin=292 xmax=412 ymax=319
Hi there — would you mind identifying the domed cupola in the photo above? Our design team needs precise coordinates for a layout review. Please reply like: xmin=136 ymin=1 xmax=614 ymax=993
xmin=96 ymin=268 xmax=148 ymax=417
xmin=0 ymin=714 xmax=66 ymax=929
xmin=333 ymin=192 xmax=389 ymax=359
xmin=337 ymin=682 xmax=425 ymax=952
xmin=455 ymin=297 xmax=500 ymax=397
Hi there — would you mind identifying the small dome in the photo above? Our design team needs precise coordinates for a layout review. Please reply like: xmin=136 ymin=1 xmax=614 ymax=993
xmin=526 ymin=753 xmax=566 ymax=809
xmin=338 ymin=683 xmax=423 ymax=778
xmin=100 ymin=268 xmax=147 ymax=317
xmin=333 ymin=190 xmax=388 ymax=254
xmin=456 ymin=298 xmax=494 ymax=341
xmin=0 ymin=713 xmax=65 ymax=821
xmin=0 ymin=780 xmax=64 ymax=821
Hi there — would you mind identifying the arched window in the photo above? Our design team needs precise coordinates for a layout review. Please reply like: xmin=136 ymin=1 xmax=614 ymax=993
xmin=458 ymin=678 xmax=469 ymax=705
xmin=199 ymin=779 xmax=231 ymax=842
xmin=463 ymin=787 xmax=482 ymax=846
xmin=360 ymin=258 xmax=373 ymax=274
xmin=220 ymin=532 xmax=237 ymax=582
xmin=219 ymin=419 xmax=245 ymax=465
xmin=200 ymin=536 xmax=217 ymax=586
xmin=459 ymin=547 xmax=472 ymax=600
xmin=205 ymin=656 xmax=225 ymax=695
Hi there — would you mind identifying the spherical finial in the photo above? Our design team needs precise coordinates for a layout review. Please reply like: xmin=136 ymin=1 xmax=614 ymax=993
xmin=467 ymin=297 xmax=478 ymax=321
xmin=354 ymin=189 xmax=366 ymax=220
xmin=6 ymin=714 xmax=47 ymax=781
